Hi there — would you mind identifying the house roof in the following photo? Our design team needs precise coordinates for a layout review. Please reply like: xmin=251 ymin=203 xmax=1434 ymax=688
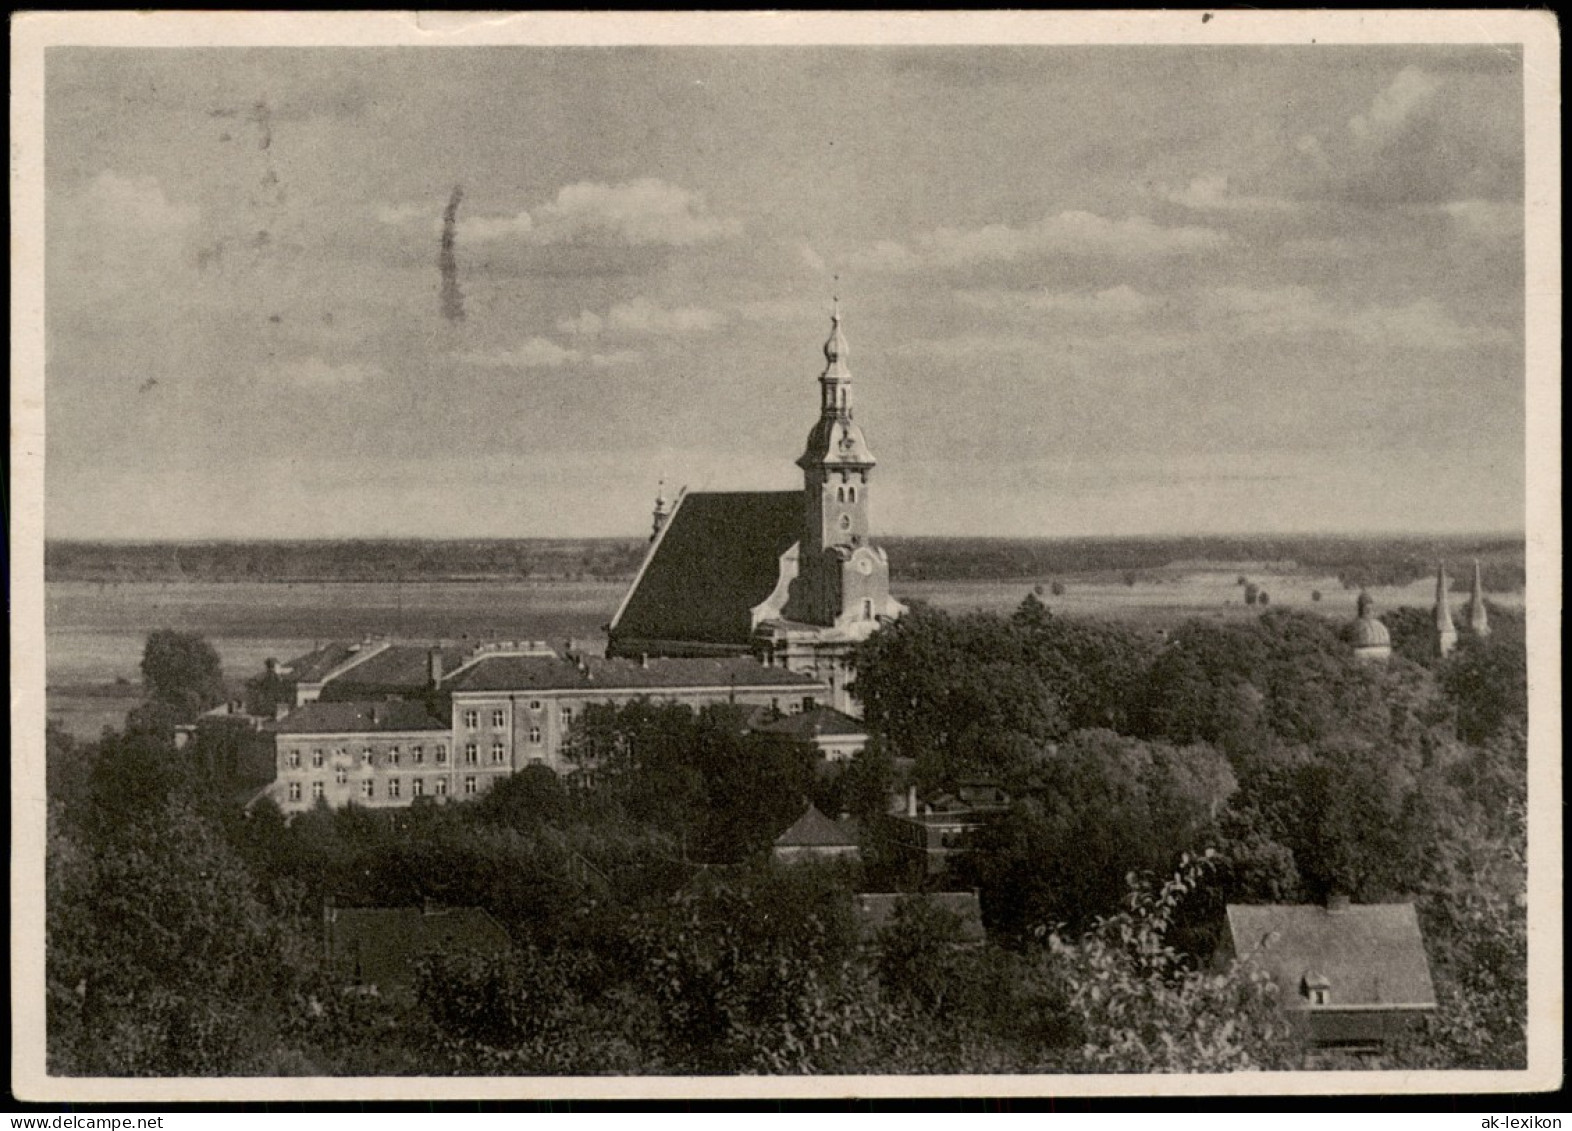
xmin=1225 ymin=903 xmax=1437 ymax=1008
xmin=774 ymin=804 xmax=859 ymax=848
xmin=325 ymin=905 xmax=510 ymax=987
xmin=609 ymin=490 xmax=803 ymax=647
xmin=322 ymin=644 xmax=468 ymax=693
xmin=271 ymin=699 xmax=448 ymax=735
xmin=854 ymin=892 xmax=986 ymax=943
xmin=753 ymin=705 xmax=868 ymax=741
xmin=446 ymin=652 xmax=821 ymax=694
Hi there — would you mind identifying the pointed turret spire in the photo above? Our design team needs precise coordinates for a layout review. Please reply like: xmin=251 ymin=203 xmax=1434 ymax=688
xmin=650 ymin=477 xmax=671 ymax=543
xmin=1434 ymin=561 xmax=1458 ymax=657
xmin=1467 ymin=559 xmax=1491 ymax=637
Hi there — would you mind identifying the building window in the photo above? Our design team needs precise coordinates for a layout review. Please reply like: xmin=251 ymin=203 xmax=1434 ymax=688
xmin=529 ymin=727 xmax=542 ymax=744
xmin=1310 ymin=988 xmax=1329 ymax=1006
xmin=288 ymin=782 xmax=302 ymax=802
xmin=862 ymin=598 xmax=874 ymax=620
xmin=312 ymin=781 xmax=325 ymax=800
xmin=412 ymin=745 xmax=424 ymax=764
xmin=360 ymin=748 xmax=373 ymax=766
xmin=463 ymin=709 xmax=478 ymax=729
xmin=361 ymin=780 xmax=374 ymax=799
xmin=412 ymin=778 xmax=424 ymax=798
xmin=491 ymin=709 xmax=506 ymax=727
xmin=464 ymin=775 xmax=478 ymax=795
xmin=848 ymin=486 xmax=857 ymax=503
xmin=836 ymin=486 xmax=845 ymax=502
xmin=387 ymin=746 xmax=400 ymax=765
xmin=464 ymin=743 xmax=478 ymax=765
xmin=335 ymin=768 xmax=348 ymax=786
xmin=802 ymin=697 xmax=816 ymax=712
xmin=286 ymin=749 xmax=301 ymax=769
xmin=529 ymin=700 xmax=542 ymax=712
xmin=311 ymin=749 xmax=325 ymax=768
xmin=388 ymin=778 xmax=400 ymax=799
xmin=434 ymin=777 xmax=448 ymax=797
xmin=561 ymin=706 xmax=573 ymax=724
xmin=490 ymin=742 xmax=506 ymax=764
xmin=435 ymin=745 xmax=448 ymax=764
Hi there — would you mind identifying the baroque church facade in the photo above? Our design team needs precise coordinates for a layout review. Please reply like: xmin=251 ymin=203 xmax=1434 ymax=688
xmin=607 ymin=305 xmax=906 ymax=714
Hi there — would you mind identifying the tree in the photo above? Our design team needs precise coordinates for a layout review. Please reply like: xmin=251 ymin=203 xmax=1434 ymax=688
xmin=1041 ymin=856 xmax=1300 ymax=1072
xmin=139 ymin=630 xmax=226 ymax=722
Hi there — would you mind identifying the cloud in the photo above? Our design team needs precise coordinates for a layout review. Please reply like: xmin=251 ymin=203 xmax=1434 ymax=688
xmin=1439 ymin=199 xmax=1520 ymax=240
xmin=530 ymin=179 xmax=741 ymax=246
xmin=1198 ymin=286 xmax=1507 ymax=351
xmin=280 ymin=357 xmax=385 ymax=388
xmin=959 ymin=284 xmax=1154 ymax=319
xmin=558 ymin=296 xmax=724 ymax=338
xmin=1350 ymin=66 xmax=1442 ymax=143
xmin=851 ymin=210 xmax=1226 ymax=273
xmin=456 ymin=337 xmax=641 ymax=370
xmin=1159 ymin=175 xmax=1296 ymax=214
xmin=67 ymin=171 xmax=196 ymax=233
xmin=733 ymin=297 xmax=826 ymax=323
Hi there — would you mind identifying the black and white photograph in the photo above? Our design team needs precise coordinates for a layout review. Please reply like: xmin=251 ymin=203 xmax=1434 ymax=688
xmin=10 ymin=10 xmax=1561 ymax=1102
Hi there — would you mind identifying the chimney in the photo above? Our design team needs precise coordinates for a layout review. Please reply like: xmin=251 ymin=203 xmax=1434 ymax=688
xmin=427 ymin=647 xmax=444 ymax=687
xmin=906 ymin=784 xmax=918 ymax=818
xmin=640 ymin=653 xmax=649 ymax=670
xmin=1326 ymin=892 xmax=1351 ymax=914
xmin=265 ymin=657 xmax=279 ymax=676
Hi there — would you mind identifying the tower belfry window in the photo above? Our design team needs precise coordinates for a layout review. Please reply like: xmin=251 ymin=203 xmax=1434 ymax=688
xmin=848 ymin=486 xmax=856 ymax=502
xmin=837 ymin=486 xmax=845 ymax=503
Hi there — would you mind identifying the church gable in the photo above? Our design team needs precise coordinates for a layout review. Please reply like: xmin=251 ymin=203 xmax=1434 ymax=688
xmin=609 ymin=490 xmax=803 ymax=650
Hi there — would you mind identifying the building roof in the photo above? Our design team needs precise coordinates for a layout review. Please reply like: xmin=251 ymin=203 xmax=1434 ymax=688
xmin=447 ymin=652 xmax=821 ymax=694
xmin=774 ymin=804 xmax=860 ymax=848
xmin=753 ymin=705 xmax=868 ymax=741
xmin=322 ymin=644 xmax=468 ymax=694
xmin=609 ymin=490 xmax=803 ymax=648
xmin=1225 ymin=903 xmax=1437 ymax=1008
xmin=324 ymin=905 xmax=510 ymax=988
xmin=280 ymin=642 xmax=359 ymax=684
xmin=271 ymin=699 xmax=448 ymax=735
xmin=853 ymin=892 xmax=986 ymax=944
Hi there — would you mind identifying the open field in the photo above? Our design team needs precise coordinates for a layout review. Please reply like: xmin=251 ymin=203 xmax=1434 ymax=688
xmin=43 ymin=568 xmax=1523 ymax=739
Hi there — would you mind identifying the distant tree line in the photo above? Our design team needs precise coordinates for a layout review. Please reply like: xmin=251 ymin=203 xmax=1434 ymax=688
xmin=44 ymin=539 xmax=650 ymax=584
xmin=47 ymin=535 xmax=1525 ymax=590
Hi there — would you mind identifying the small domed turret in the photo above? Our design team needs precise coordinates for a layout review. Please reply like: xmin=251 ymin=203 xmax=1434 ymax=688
xmin=1347 ymin=591 xmax=1391 ymax=662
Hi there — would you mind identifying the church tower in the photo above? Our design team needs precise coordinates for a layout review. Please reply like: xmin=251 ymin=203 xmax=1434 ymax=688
xmin=781 ymin=302 xmax=898 ymax=630
xmin=797 ymin=300 xmax=876 ymax=561
xmin=1434 ymin=561 xmax=1458 ymax=658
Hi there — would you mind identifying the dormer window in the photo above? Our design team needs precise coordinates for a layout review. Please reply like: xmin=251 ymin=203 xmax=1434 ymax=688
xmin=1301 ymin=971 xmax=1331 ymax=1006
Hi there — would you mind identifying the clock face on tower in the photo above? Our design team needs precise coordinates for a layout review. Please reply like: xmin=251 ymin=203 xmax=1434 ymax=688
xmin=856 ymin=558 xmax=873 ymax=576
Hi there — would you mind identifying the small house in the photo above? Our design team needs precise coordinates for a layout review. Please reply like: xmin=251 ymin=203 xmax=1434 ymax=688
xmin=1222 ymin=897 xmax=1437 ymax=1050
xmin=772 ymin=803 xmax=861 ymax=863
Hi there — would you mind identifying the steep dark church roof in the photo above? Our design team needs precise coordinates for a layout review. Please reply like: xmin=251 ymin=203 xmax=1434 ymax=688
xmin=610 ymin=490 xmax=802 ymax=648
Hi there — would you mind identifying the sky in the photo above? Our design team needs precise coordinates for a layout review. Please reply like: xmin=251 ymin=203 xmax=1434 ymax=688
xmin=44 ymin=44 xmax=1526 ymax=539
